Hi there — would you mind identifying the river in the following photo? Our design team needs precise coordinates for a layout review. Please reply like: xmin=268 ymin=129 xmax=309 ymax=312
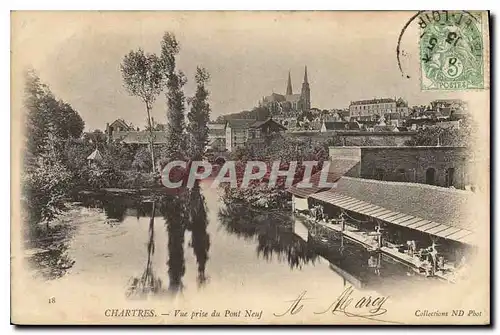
xmin=20 ymin=182 xmax=452 ymax=324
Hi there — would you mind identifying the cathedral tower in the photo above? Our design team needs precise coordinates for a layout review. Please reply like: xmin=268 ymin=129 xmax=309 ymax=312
xmin=301 ymin=66 xmax=311 ymax=112
xmin=286 ymin=71 xmax=293 ymax=95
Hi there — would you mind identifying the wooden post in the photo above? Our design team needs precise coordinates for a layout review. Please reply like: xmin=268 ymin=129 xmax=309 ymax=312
xmin=376 ymin=223 xmax=382 ymax=249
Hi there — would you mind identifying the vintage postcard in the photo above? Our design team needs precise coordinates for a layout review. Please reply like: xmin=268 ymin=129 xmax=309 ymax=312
xmin=11 ymin=11 xmax=490 ymax=325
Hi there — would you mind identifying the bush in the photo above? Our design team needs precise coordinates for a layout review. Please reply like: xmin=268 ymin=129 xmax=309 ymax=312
xmin=22 ymin=157 xmax=72 ymax=229
xmin=76 ymin=164 xmax=127 ymax=189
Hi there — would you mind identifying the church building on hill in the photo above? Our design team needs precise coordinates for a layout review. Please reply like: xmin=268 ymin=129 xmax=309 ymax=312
xmin=258 ymin=66 xmax=311 ymax=116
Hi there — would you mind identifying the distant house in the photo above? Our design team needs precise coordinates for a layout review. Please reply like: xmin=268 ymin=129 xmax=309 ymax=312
xmin=373 ymin=124 xmax=398 ymax=132
xmin=384 ymin=112 xmax=401 ymax=121
xmin=106 ymin=119 xmax=133 ymax=142
xmin=349 ymin=97 xmax=409 ymax=120
xmin=115 ymin=131 xmax=169 ymax=144
xmin=407 ymin=118 xmax=438 ymax=131
xmin=208 ymin=122 xmax=227 ymax=151
xmin=105 ymin=118 xmax=171 ymax=145
xmin=225 ymin=117 xmax=286 ymax=151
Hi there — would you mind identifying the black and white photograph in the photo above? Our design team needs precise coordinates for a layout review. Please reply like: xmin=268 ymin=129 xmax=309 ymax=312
xmin=10 ymin=10 xmax=490 ymax=325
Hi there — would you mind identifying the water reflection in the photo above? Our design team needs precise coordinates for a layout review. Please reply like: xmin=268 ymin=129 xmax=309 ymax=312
xmin=27 ymin=189 xmax=441 ymax=299
xmin=189 ymin=183 xmax=210 ymax=286
xmin=218 ymin=203 xmax=318 ymax=269
xmin=310 ymin=231 xmax=434 ymax=295
xmin=74 ymin=189 xmax=212 ymax=297
xmin=126 ymin=201 xmax=164 ymax=298
xmin=158 ymin=190 xmax=192 ymax=294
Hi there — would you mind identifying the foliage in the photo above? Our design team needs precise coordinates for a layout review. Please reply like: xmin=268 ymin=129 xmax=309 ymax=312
xmin=161 ymin=32 xmax=188 ymax=162
xmin=59 ymin=139 xmax=94 ymax=182
xmin=51 ymin=102 xmax=85 ymax=140
xmin=78 ymin=165 xmax=127 ymax=189
xmin=103 ymin=143 xmax=138 ymax=171
xmin=23 ymin=71 xmax=85 ymax=230
xmin=120 ymin=171 xmax=158 ymax=189
xmin=187 ymin=67 xmax=211 ymax=161
xmin=120 ymin=49 xmax=164 ymax=103
xmin=23 ymin=156 xmax=72 ymax=228
xmin=24 ymin=70 xmax=85 ymax=162
xmin=404 ymin=124 xmax=472 ymax=147
xmin=132 ymin=146 xmax=153 ymax=172
xmin=121 ymin=48 xmax=165 ymax=171
xmin=223 ymin=134 xmax=328 ymax=209
xmin=82 ymin=130 xmax=107 ymax=149
xmin=214 ymin=105 xmax=270 ymax=123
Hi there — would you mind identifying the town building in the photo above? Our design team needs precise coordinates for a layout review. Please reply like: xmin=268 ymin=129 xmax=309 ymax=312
xmin=305 ymin=176 xmax=477 ymax=250
xmin=258 ymin=66 xmax=311 ymax=116
xmin=430 ymin=99 xmax=468 ymax=118
xmin=287 ymin=148 xmax=479 ymax=263
xmin=328 ymin=146 xmax=472 ymax=189
xmin=224 ymin=117 xmax=287 ymax=151
xmin=207 ymin=122 xmax=227 ymax=151
xmin=349 ymin=98 xmax=409 ymax=120
xmin=273 ymin=116 xmax=298 ymax=130
xmin=106 ymin=119 xmax=134 ymax=142
xmin=105 ymin=118 xmax=169 ymax=144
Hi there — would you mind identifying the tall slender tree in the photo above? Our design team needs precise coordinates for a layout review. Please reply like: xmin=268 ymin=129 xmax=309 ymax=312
xmin=120 ymin=49 xmax=164 ymax=172
xmin=187 ymin=67 xmax=211 ymax=161
xmin=161 ymin=32 xmax=187 ymax=162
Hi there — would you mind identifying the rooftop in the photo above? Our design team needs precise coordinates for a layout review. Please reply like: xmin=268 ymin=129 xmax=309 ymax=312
xmin=350 ymin=98 xmax=396 ymax=106
xmin=113 ymin=131 xmax=169 ymax=144
xmin=225 ymin=119 xmax=257 ymax=129
xmin=321 ymin=176 xmax=475 ymax=231
xmin=287 ymin=159 xmax=360 ymax=198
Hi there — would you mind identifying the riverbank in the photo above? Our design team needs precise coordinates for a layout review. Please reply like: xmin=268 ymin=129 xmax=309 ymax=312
xmin=23 ymin=203 xmax=107 ymax=280
xmin=221 ymin=185 xmax=291 ymax=210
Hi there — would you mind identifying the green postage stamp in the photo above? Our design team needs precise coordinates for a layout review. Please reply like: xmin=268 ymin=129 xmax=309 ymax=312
xmin=419 ymin=11 xmax=485 ymax=91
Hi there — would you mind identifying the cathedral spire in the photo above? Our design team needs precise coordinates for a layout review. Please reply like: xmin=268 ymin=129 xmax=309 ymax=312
xmin=301 ymin=65 xmax=311 ymax=113
xmin=286 ymin=71 xmax=293 ymax=95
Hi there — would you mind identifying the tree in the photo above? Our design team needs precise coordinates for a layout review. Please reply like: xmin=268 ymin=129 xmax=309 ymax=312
xmin=187 ymin=67 xmax=211 ymax=161
xmin=24 ymin=70 xmax=85 ymax=166
xmin=120 ymin=49 xmax=164 ymax=172
xmin=161 ymin=32 xmax=187 ymax=162
xmin=83 ymin=129 xmax=107 ymax=149
xmin=404 ymin=126 xmax=471 ymax=147
xmin=24 ymin=70 xmax=51 ymax=160
xmin=52 ymin=101 xmax=85 ymax=140
xmin=132 ymin=146 xmax=153 ymax=172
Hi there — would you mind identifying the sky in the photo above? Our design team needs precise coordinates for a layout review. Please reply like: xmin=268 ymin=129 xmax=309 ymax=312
xmin=11 ymin=11 xmax=486 ymax=131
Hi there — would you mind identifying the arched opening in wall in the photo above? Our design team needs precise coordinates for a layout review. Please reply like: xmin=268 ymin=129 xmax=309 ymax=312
xmin=426 ymin=168 xmax=436 ymax=185
xmin=396 ymin=168 xmax=406 ymax=182
xmin=445 ymin=168 xmax=455 ymax=187
xmin=375 ymin=168 xmax=385 ymax=181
